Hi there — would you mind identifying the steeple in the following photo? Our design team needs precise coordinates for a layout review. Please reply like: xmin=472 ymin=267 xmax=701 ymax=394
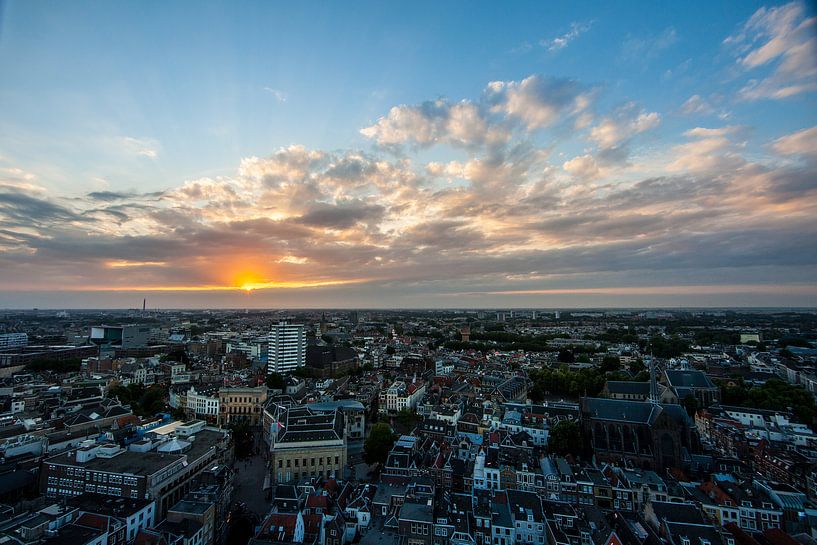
xmin=648 ymin=352 xmax=659 ymax=405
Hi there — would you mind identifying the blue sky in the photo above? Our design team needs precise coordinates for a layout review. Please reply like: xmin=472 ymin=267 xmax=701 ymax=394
xmin=0 ymin=1 xmax=816 ymax=308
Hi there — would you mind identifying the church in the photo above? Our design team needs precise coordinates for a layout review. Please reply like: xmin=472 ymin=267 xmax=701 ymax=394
xmin=580 ymin=360 xmax=700 ymax=470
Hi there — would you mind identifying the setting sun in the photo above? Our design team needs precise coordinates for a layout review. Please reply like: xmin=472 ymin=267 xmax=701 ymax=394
xmin=233 ymin=270 xmax=265 ymax=292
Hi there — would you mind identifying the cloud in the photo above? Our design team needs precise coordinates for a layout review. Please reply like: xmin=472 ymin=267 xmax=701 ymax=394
xmin=360 ymin=99 xmax=508 ymax=149
xmin=2 ymin=73 xmax=816 ymax=304
xmin=620 ymin=27 xmax=678 ymax=64
xmin=122 ymin=136 xmax=159 ymax=158
xmin=562 ymin=154 xmax=600 ymax=179
xmin=588 ymin=104 xmax=661 ymax=150
xmin=726 ymin=1 xmax=817 ymax=100
xmin=361 ymin=75 xmax=589 ymax=148
xmin=486 ymin=75 xmax=590 ymax=130
xmin=295 ymin=200 xmax=385 ymax=229
xmin=683 ymin=125 xmax=742 ymax=138
xmin=667 ymin=127 xmax=745 ymax=173
xmin=542 ymin=21 xmax=594 ymax=52
xmin=771 ymin=125 xmax=817 ymax=156
xmin=263 ymin=87 xmax=287 ymax=102
xmin=680 ymin=95 xmax=714 ymax=115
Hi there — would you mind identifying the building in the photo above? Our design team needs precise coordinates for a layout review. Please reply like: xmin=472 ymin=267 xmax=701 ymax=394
xmin=379 ymin=379 xmax=427 ymax=415
xmin=580 ymin=397 xmax=699 ymax=470
xmin=40 ymin=425 xmax=230 ymax=516
xmin=0 ymin=344 xmax=98 ymax=368
xmin=268 ymin=322 xmax=306 ymax=374
xmin=0 ymin=332 xmax=27 ymax=350
xmin=67 ymin=494 xmax=156 ymax=544
xmin=263 ymin=403 xmax=346 ymax=484
xmin=398 ymin=500 xmax=434 ymax=545
xmin=219 ymin=385 xmax=268 ymax=426
xmin=664 ymin=369 xmax=720 ymax=407
xmin=90 ymin=325 xmax=150 ymax=349
xmin=507 ymin=489 xmax=545 ymax=545
xmin=184 ymin=385 xmax=220 ymax=425
xmin=166 ymin=499 xmax=215 ymax=545
xmin=305 ymin=344 xmax=359 ymax=378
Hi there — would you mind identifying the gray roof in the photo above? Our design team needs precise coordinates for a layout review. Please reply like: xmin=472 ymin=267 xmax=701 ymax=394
xmin=400 ymin=501 xmax=433 ymax=523
xmin=582 ymin=397 xmax=690 ymax=426
xmin=665 ymin=370 xmax=716 ymax=389
xmin=604 ymin=381 xmax=650 ymax=395
xmin=44 ymin=429 xmax=224 ymax=477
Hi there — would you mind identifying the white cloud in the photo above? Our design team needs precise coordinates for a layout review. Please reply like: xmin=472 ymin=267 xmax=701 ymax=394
xmin=589 ymin=107 xmax=660 ymax=149
xmin=263 ymin=87 xmax=287 ymax=102
xmin=563 ymin=154 xmax=600 ymax=179
xmin=360 ymin=99 xmax=508 ymax=149
xmin=122 ymin=137 xmax=159 ymax=158
xmin=726 ymin=2 xmax=817 ymax=100
xmin=680 ymin=94 xmax=714 ymax=115
xmin=542 ymin=21 xmax=594 ymax=52
xmin=487 ymin=75 xmax=589 ymax=130
xmin=683 ymin=126 xmax=742 ymax=138
xmin=772 ymin=125 xmax=817 ymax=156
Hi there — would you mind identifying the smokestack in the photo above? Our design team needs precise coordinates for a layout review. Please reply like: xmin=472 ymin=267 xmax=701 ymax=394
xmin=142 ymin=298 xmax=146 ymax=313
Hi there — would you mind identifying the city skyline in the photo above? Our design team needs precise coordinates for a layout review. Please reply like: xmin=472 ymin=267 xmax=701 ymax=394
xmin=1 ymin=1 xmax=817 ymax=308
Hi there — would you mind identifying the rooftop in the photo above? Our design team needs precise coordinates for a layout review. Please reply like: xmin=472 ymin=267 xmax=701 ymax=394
xmin=45 ymin=429 xmax=225 ymax=477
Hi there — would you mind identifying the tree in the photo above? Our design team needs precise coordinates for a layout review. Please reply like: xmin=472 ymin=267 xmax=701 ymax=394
xmin=160 ymin=348 xmax=189 ymax=365
xmin=228 ymin=420 xmax=254 ymax=459
xmin=265 ymin=372 xmax=285 ymax=390
xmin=629 ymin=359 xmax=646 ymax=374
xmin=600 ymin=355 xmax=621 ymax=373
xmin=780 ymin=349 xmax=795 ymax=360
xmin=364 ymin=423 xmax=395 ymax=465
xmin=681 ymin=394 xmax=699 ymax=417
xmin=557 ymin=350 xmax=575 ymax=363
xmin=394 ymin=408 xmax=420 ymax=434
xmin=171 ymin=407 xmax=187 ymax=421
xmin=646 ymin=336 xmax=689 ymax=358
xmin=547 ymin=420 xmax=583 ymax=457
xmin=716 ymin=378 xmax=817 ymax=429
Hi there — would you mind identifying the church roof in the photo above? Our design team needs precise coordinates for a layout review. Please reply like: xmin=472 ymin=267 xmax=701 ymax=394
xmin=582 ymin=398 xmax=691 ymax=426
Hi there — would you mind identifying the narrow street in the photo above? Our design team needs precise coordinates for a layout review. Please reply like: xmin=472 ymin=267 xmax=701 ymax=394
xmin=232 ymin=433 xmax=273 ymax=519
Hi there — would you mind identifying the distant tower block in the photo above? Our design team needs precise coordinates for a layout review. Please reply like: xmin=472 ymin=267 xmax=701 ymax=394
xmin=460 ymin=325 xmax=471 ymax=342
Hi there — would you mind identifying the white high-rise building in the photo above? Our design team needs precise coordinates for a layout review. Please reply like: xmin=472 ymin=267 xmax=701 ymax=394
xmin=267 ymin=322 xmax=306 ymax=374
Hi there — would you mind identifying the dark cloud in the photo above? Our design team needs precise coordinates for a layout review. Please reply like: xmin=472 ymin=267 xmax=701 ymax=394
xmin=295 ymin=201 xmax=385 ymax=229
xmin=0 ymin=191 xmax=86 ymax=226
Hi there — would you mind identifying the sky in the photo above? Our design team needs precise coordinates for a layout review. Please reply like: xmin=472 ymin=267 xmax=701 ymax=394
xmin=0 ymin=1 xmax=816 ymax=309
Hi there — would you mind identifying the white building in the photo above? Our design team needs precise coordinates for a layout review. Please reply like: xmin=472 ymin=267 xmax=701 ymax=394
xmin=185 ymin=386 xmax=220 ymax=423
xmin=268 ymin=322 xmax=306 ymax=374
xmin=0 ymin=333 xmax=27 ymax=350
xmin=378 ymin=379 xmax=426 ymax=415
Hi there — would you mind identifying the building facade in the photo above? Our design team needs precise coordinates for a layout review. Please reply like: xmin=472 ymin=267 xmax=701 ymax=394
xmin=219 ymin=385 xmax=268 ymax=426
xmin=268 ymin=322 xmax=306 ymax=374
xmin=264 ymin=403 xmax=346 ymax=484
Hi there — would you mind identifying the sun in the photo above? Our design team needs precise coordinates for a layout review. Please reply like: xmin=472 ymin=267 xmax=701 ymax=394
xmin=233 ymin=270 xmax=264 ymax=292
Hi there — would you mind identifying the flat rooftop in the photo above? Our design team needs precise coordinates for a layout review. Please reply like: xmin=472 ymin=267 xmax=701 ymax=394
xmin=45 ymin=429 xmax=224 ymax=476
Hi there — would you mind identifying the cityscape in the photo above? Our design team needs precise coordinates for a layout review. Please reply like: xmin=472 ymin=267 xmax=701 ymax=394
xmin=1 ymin=2 xmax=817 ymax=545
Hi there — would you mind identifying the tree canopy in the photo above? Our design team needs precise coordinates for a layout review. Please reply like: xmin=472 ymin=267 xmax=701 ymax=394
xmin=547 ymin=420 xmax=584 ymax=457
xmin=265 ymin=372 xmax=285 ymax=390
xmin=716 ymin=378 xmax=816 ymax=428
xmin=108 ymin=383 xmax=167 ymax=417
xmin=364 ymin=423 xmax=395 ymax=465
